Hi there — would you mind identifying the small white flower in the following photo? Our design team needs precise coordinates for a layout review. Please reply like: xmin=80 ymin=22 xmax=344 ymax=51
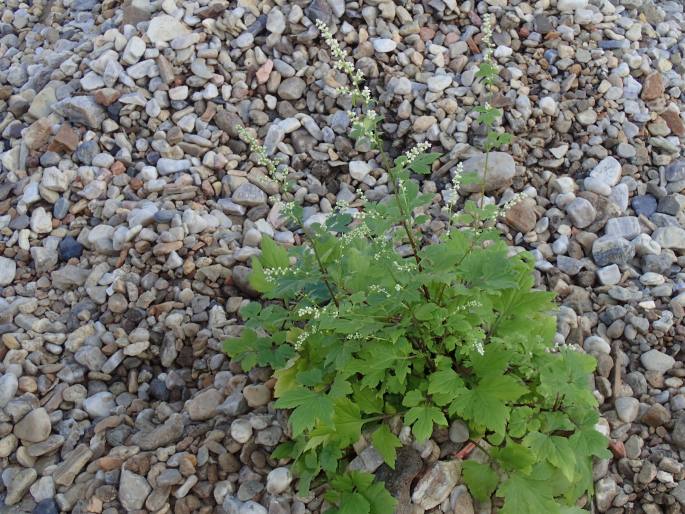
xmin=403 ymin=142 xmax=431 ymax=166
xmin=474 ymin=341 xmax=485 ymax=355
xmin=501 ymin=192 xmax=527 ymax=214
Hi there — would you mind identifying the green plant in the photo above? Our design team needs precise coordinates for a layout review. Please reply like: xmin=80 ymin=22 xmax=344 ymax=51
xmin=226 ymin=16 xmax=607 ymax=514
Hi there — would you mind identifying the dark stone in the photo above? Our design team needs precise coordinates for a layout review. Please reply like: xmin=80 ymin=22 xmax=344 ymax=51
xmin=106 ymin=424 xmax=133 ymax=447
xmin=232 ymin=265 xmax=259 ymax=297
xmin=374 ymin=447 xmax=423 ymax=514
xmin=72 ymin=0 xmax=98 ymax=10
xmin=154 ymin=210 xmax=175 ymax=224
xmin=673 ymin=416 xmax=685 ymax=448
xmin=146 ymin=151 xmax=160 ymax=165
xmin=0 ymin=323 xmax=18 ymax=335
xmin=665 ymin=159 xmax=685 ymax=182
xmin=66 ymin=300 xmax=98 ymax=332
xmin=0 ymin=182 xmax=13 ymax=201
xmin=149 ymin=378 xmax=169 ymax=402
xmin=106 ymin=102 xmax=122 ymax=121
xmin=642 ymin=254 xmax=674 ymax=275
xmin=59 ymin=236 xmax=83 ymax=261
xmin=247 ymin=14 xmax=267 ymax=36
xmin=53 ymin=197 xmax=70 ymax=219
xmin=632 ymin=195 xmax=657 ymax=217
xmin=534 ymin=14 xmax=554 ymax=34
xmin=33 ymin=499 xmax=59 ymax=514
xmin=124 ymin=307 xmax=146 ymax=327
xmin=74 ymin=140 xmax=99 ymax=164
xmin=305 ymin=0 xmax=333 ymax=25
xmin=214 ymin=110 xmax=241 ymax=137
xmin=592 ymin=236 xmax=635 ymax=267
xmin=40 ymin=151 xmax=61 ymax=167
xmin=9 ymin=214 xmax=29 ymax=230
xmin=197 ymin=3 xmax=226 ymax=18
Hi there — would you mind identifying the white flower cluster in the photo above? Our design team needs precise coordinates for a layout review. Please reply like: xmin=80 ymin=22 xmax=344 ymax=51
xmin=341 ymin=222 xmax=371 ymax=246
xmin=294 ymin=331 xmax=308 ymax=350
xmin=280 ymin=201 xmax=297 ymax=220
xmin=263 ymin=266 xmax=290 ymax=283
xmin=346 ymin=332 xmax=364 ymax=341
xmin=316 ymin=19 xmax=365 ymax=88
xmin=369 ymin=284 xmax=390 ymax=297
xmin=474 ymin=340 xmax=485 ymax=355
xmin=481 ymin=13 xmax=494 ymax=63
xmin=443 ymin=162 xmax=464 ymax=213
xmin=393 ymin=260 xmax=414 ymax=273
xmin=454 ymin=299 xmax=483 ymax=312
xmin=297 ymin=305 xmax=321 ymax=320
xmin=501 ymin=192 xmax=527 ymax=214
xmin=236 ymin=125 xmax=288 ymax=184
xmin=404 ymin=142 xmax=431 ymax=166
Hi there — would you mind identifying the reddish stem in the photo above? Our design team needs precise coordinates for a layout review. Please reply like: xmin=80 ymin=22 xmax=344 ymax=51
xmin=455 ymin=441 xmax=477 ymax=460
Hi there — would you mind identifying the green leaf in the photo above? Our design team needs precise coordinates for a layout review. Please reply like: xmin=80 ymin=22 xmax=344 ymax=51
xmin=498 ymin=471 xmax=561 ymax=514
xmin=338 ymin=493 xmax=370 ymax=514
xmin=525 ymin=432 xmax=576 ymax=481
xmin=276 ymin=388 xmax=334 ymax=436
xmin=449 ymin=375 xmax=527 ymax=435
xmin=492 ymin=441 xmax=536 ymax=473
xmin=570 ymin=426 xmax=611 ymax=460
xmin=428 ymin=369 xmax=465 ymax=406
xmin=320 ymin=445 xmax=343 ymax=473
xmin=507 ymin=407 xmax=535 ymax=439
xmin=272 ymin=441 xmax=295 ymax=460
xmin=329 ymin=375 xmax=353 ymax=398
xmin=260 ymin=235 xmax=290 ymax=268
xmin=414 ymin=303 xmax=438 ymax=320
xmin=354 ymin=386 xmax=385 ymax=414
xmin=408 ymin=152 xmax=442 ymax=175
xmin=361 ymin=482 xmax=397 ymax=514
xmin=462 ymin=461 xmax=499 ymax=502
xmin=224 ymin=328 xmax=294 ymax=370
xmin=402 ymin=390 xmax=424 ymax=408
xmin=371 ymin=425 xmax=402 ymax=468
xmin=405 ymin=405 xmax=447 ymax=442
xmin=332 ymin=398 xmax=365 ymax=447
xmin=297 ymin=369 xmax=324 ymax=387
xmin=239 ymin=302 xmax=261 ymax=320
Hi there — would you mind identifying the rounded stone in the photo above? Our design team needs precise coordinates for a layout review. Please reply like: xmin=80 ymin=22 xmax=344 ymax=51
xmin=14 ymin=408 xmax=51 ymax=443
xmin=242 ymin=384 xmax=272 ymax=407
xmin=230 ymin=419 xmax=253 ymax=444
xmin=266 ymin=467 xmax=292 ymax=494
xmin=566 ymin=197 xmax=596 ymax=228
xmin=615 ymin=397 xmax=640 ymax=423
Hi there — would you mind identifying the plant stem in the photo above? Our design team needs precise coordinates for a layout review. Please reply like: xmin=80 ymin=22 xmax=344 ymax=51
xmin=309 ymin=238 xmax=340 ymax=309
xmin=378 ymin=148 xmax=431 ymax=301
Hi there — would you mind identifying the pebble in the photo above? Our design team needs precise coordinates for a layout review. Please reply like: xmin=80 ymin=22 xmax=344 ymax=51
xmin=615 ymin=397 xmax=640 ymax=423
xmin=411 ymin=460 xmax=461 ymax=509
xmin=592 ymin=236 xmax=635 ymax=267
xmin=459 ymin=152 xmax=516 ymax=193
xmin=14 ymin=408 xmax=51 ymax=443
xmin=590 ymin=157 xmax=622 ymax=187
xmin=119 ymin=469 xmax=151 ymax=510
xmin=278 ymin=77 xmax=306 ymax=100
xmin=373 ymin=38 xmax=397 ymax=53
xmin=566 ymin=197 xmax=596 ymax=228
xmin=0 ymin=256 xmax=17 ymax=286
xmin=266 ymin=467 xmax=292 ymax=494
xmin=641 ymin=350 xmax=675 ymax=373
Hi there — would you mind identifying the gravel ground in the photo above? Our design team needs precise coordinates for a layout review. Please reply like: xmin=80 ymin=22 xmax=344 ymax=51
xmin=0 ymin=0 xmax=685 ymax=512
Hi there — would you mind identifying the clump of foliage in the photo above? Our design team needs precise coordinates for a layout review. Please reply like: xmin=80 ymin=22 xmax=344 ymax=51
xmin=226 ymin=15 xmax=608 ymax=514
